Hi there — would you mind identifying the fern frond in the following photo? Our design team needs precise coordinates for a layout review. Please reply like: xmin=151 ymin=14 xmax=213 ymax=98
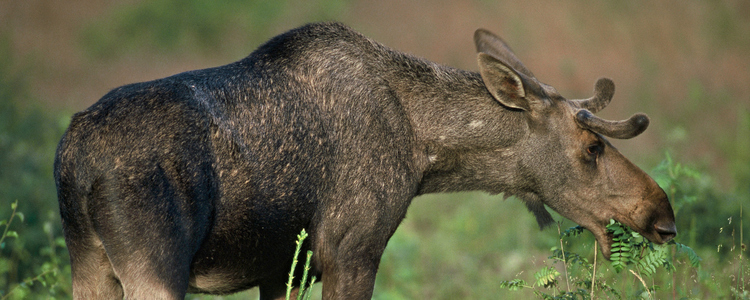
xmin=499 ymin=279 xmax=528 ymax=291
xmin=534 ymin=266 xmax=560 ymax=288
xmin=673 ymin=242 xmax=702 ymax=267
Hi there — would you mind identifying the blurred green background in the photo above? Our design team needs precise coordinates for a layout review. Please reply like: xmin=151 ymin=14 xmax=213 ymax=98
xmin=0 ymin=0 xmax=748 ymax=298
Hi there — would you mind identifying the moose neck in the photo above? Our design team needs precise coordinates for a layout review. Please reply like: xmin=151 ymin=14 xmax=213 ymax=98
xmin=383 ymin=56 xmax=529 ymax=196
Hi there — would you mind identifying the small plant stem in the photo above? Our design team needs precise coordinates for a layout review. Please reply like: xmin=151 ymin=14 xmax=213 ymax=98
xmin=1 ymin=269 xmax=54 ymax=300
xmin=556 ymin=223 xmax=571 ymax=293
xmin=629 ymin=269 xmax=653 ymax=299
xmin=621 ymin=267 xmax=626 ymax=297
xmin=297 ymin=250 xmax=313 ymax=300
xmin=671 ymin=247 xmax=677 ymax=300
xmin=304 ymin=276 xmax=317 ymax=300
xmin=286 ymin=229 xmax=308 ymax=300
xmin=0 ymin=200 xmax=19 ymax=247
xmin=591 ymin=239 xmax=597 ymax=300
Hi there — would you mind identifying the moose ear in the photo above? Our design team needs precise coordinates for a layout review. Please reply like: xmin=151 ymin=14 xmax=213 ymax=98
xmin=474 ymin=29 xmax=536 ymax=79
xmin=477 ymin=52 xmax=531 ymax=111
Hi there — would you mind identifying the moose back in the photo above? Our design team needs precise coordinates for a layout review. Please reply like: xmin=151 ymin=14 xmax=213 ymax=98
xmin=54 ymin=22 xmax=676 ymax=299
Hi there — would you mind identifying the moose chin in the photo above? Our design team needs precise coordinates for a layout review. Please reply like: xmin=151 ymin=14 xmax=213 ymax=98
xmin=55 ymin=22 xmax=676 ymax=300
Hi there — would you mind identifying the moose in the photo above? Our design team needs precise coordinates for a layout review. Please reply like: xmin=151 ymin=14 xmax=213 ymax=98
xmin=54 ymin=22 xmax=676 ymax=299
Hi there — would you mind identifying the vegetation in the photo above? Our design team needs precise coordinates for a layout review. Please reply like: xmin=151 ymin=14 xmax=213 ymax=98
xmin=2 ymin=1 xmax=748 ymax=299
xmin=0 ymin=37 xmax=71 ymax=299
xmin=496 ymin=220 xmax=702 ymax=299
xmin=285 ymin=229 xmax=316 ymax=300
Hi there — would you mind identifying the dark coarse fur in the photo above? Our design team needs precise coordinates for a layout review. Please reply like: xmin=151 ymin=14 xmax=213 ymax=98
xmin=54 ymin=22 xmax=675 ymax=299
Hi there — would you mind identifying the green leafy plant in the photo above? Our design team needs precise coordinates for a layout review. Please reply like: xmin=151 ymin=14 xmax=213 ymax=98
xmin=534 ymin=266 xmax=560 ymax=288
xmin=0 ymin=201 xmax=22 ymax=251
xmin=651 ymin=152 xmax=702 ymax=217
xmin=286 ymin=229 xmax=317 ymax=300
xmin=500 ymin=220 xmax=700 ymax=299
xmin=499 ymin=278 xmax=528 ymax=291
xmin=0 ymin=201 xmax=69 ymax=300
xmin=605 ymin=219 xmax=702 ymax=276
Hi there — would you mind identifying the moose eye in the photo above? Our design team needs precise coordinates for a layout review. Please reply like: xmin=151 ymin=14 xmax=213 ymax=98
xmin=586 ymin=143 xmax=603 ymax=158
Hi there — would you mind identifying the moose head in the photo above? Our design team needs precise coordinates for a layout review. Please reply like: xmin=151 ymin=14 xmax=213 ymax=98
xmin=468 ymin=29 xmax=677 ymax=258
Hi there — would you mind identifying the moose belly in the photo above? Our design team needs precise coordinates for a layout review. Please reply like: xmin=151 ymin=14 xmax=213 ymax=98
xmin=186 ymin=190 xmax=317 ymax=294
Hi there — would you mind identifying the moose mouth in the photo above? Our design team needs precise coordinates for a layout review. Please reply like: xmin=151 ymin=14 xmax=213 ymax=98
xmin=587 ymin=218 xmax=677 ymax=260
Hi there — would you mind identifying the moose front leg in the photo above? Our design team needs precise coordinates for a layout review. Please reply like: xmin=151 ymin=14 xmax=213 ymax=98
xmin=320 ymin=252 xmax=382 ymax=300
xmin=314 ymin=195 xmax=411 ymax=300
xmin=316 ymin=226 xmax=388 ymax=300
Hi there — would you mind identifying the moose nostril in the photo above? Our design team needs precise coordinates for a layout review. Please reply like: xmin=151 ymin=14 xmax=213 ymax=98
xmin=654 ymin=224 xmax=677 ymax=243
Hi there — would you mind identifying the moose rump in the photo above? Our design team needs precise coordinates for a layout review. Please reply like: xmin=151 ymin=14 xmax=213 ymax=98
xmin=55 ymin=81 xmax=219 ymax=298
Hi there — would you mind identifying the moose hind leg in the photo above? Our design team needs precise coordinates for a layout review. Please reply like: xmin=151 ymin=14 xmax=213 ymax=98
xmin=68 ymin=236 xmax=124 ymax=299
xmin=109 ymin=255 xmax=191 ymax=300
xmin=70 ymin=235 xmax=190 ymax=300
xmin=91 ymin=165 xmax=212 ymax=299
xmin=99 ymin=209 xmax=198 ymax=300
